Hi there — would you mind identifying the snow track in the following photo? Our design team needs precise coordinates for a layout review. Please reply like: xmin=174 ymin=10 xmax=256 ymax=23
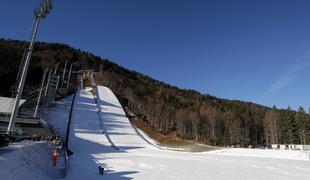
xmin=65 ymin=87 xmax=310 ymax=180
xmin=96 ymin=86 xmax=158 ymax=151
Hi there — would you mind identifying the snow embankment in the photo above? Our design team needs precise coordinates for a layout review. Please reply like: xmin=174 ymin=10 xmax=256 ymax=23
xmin=208 ymin=148 xmax=310 ymax=161
xmin=42 ymin=94 xmax=74 ymax=140
xmin=96 ymin=86 xmax=186 ymax=152
xmin=96 ymin=86 xmax=154 ymax=150
xmin=0 ymin=141 xmax=54 ymax=180
xmin=66 ymin=87 xmax=310 ymax=180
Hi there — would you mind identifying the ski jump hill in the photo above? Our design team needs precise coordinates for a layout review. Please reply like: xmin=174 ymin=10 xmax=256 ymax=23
xmin=65 ymin=85 xmax=310 ymax=180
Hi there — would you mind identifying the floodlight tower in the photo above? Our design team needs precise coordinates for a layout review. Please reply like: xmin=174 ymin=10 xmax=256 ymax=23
xmin=7 ymin=0 xmax=53 ymax=134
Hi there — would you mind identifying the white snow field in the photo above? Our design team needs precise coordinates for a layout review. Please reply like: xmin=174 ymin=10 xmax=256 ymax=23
xmin=0 ymin=141 xmax=54 ymax=180
xmin=66 ymin=86 xmax=310 ymax=180
xmin=208 ymin=148 xmax=310 ymax=160
xmin=42 ymin=94 xmax=74 ymax=140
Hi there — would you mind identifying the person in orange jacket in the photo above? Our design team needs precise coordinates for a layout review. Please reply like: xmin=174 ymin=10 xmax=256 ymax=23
xmin=53 ymin=150 xmax=59 ymax=167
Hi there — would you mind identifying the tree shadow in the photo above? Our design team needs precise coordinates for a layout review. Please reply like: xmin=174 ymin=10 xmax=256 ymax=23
xmin=98 ymin=99 xmax=122 ymax=109
xmin=104 ymin=170 xmax=138 ymax=180
xmin=66 ymin=90 xmax=143 ymax=179
xmin=67 ymin=135 xmax=141 ymax=179
xmin=69 ymin=128 xmax=143 ymax=152
xmin=0 ymin=148 xmax=15 ymax=155
xmin=101 ymin=111 xmax=128 ymax=119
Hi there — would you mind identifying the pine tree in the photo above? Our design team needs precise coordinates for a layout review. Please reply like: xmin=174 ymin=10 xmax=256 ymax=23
xmin=280 ymin=106 xmax=297 ymax=144
xmin=295 ymin=106 xmax=307 ymax=144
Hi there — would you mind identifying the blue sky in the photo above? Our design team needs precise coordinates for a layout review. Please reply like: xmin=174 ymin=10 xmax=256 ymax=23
xmin=1 ymin=0 xmax=310 ymax=110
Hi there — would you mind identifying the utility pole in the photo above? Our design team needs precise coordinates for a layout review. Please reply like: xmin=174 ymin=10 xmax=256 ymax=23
xmin=54 ymin=62 xmax=59 ymax=75
xmin=7 ymin=0 xmax=53 ymax=134
xmin=66 ymin=63 xmax=74 ymax=89
xmin=33 ymin=68 xmax=49 ymax=118
xmin=43 ymin=68 xmax=53 ymax=112
xmin=55 ymin=75 xmax=60 ymax=96
xmin=44 ymin=69 xmax=53 ymax=98
xmin=62 ymin=60 xmax=68 ymax=87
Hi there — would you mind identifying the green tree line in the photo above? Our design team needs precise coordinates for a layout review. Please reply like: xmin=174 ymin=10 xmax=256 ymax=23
xmin=0 ymin=38 xmax=309 ymax=147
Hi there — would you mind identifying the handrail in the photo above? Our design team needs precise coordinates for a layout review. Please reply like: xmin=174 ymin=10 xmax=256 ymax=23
xmin=55 ymin=91 xmax=77 ymax=177
xmin=64 ymin=91 xmax=77 ymax=154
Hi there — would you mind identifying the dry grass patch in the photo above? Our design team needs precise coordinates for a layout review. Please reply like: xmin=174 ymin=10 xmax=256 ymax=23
xmin=131 ymin=118 xmax=221 ymax=152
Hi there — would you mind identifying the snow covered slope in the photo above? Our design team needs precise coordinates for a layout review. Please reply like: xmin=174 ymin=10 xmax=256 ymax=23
xmin=0 ymin=141 xmax=54 ymax=180
xmin=209 ymin=148 xmax=310 ymax=161
xmin=42 ymin=94 xmax=74 ymax=140
xmin=65 ymin=87 xmax=310 ymax=180
xmin=66 ymin=90 xmax=114 ymax=179
xmin=96 ymin=86 xmax=157 ymax=151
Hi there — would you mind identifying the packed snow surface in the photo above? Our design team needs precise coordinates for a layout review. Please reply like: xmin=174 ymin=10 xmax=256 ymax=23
xmin=65 ymin=87 xmax=310 ymax=180
xmin=209 ymin=148 xmax=310 ymax=160
xmin=0 ymin=141 xmax=54 ymax=180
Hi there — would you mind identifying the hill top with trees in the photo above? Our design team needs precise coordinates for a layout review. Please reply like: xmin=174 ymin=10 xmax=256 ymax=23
xmin=0 ymin=38 xmax=309 ymax=147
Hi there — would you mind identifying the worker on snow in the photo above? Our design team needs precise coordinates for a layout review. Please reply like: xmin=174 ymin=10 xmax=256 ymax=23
xmin=99 ymin=165 xmax=104 ymax=175
xmin=53 ymin=150 xmax=59 ymax=167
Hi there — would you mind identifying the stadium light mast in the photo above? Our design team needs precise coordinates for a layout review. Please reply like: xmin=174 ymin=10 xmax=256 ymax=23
xmin=7 ymin=0 xmax=53 ymax=134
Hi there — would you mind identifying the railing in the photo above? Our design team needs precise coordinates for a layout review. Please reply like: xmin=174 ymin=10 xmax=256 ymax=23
xmin=53 ymin=91 xmax=76 ymax=178
xmin=64 ymin=91 xmax=77 ymax=152
xmin=90 ymin=73 xmax=97 ymax=86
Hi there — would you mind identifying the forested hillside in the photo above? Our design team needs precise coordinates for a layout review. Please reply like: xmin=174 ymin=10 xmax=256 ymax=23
xmin=0 ymin=38 xmax=309 ymax=147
